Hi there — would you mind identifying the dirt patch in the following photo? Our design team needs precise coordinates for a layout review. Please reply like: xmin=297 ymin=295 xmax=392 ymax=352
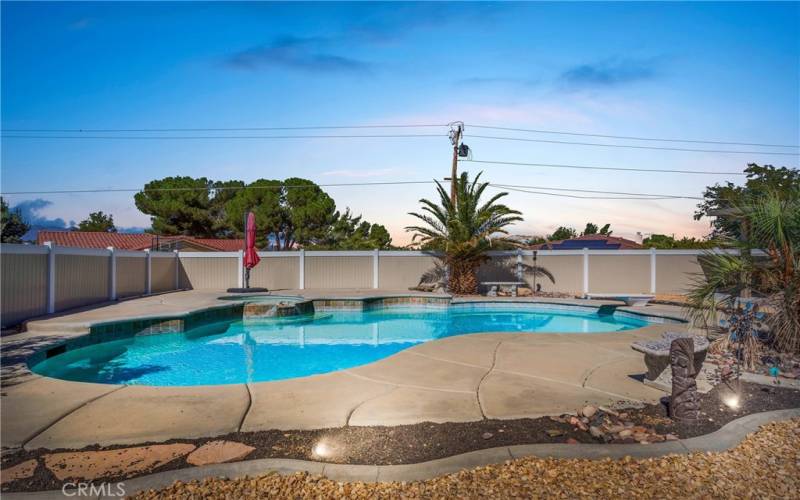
xmin=2 ymin=381 xmax=798 ymax=493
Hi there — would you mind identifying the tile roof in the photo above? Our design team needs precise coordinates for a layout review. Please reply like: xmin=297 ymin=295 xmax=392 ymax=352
xmin=36 ymin=231 xmax=244 ymax=252
xmin=530 ymin=234 xmax=644 ymax=250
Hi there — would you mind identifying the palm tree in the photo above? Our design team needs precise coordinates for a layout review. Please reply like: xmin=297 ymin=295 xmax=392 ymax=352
xmin=686 ymin=188 xmax=799 ymax=368
xmin=405 ymin=172 xmax=523 ymax=294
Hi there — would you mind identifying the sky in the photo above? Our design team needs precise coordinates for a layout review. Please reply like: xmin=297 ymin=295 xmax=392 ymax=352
xmin=2 ymin=1 xmax=798 ymax=245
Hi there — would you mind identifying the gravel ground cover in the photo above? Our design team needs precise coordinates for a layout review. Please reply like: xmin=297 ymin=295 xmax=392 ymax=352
xmin=133 ymin=418 xmax=800 ymax=499
xmin=2 ymin=382 xmax=798 ymax=493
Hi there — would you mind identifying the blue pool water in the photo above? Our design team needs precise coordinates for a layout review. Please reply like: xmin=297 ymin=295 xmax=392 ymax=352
xmin=31 ymin=305 xmax=651 ymax=386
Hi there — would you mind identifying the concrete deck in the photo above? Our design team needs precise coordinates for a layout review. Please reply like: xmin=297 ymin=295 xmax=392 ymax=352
xmin=1 ymin=290 xmax=689 ymax=451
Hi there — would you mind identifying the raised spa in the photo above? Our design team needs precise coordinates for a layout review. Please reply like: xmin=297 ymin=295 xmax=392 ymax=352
xmin=30 ymin=301 xmax=662 ymax=386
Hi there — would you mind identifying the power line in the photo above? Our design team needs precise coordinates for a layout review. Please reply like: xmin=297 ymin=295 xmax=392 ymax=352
xmin=1 ymin=133 xmax=445 ymax=140
xmin=493 ymin=185 xmax=682 ymax=201
xmin=3 ymin=124 xmax=448 ymax=133
xmin=464 ymin=134 xmax=800 ymax=156
xmin=0 ymin=179 xmax=702 ymax=200
xmin=468 ymin=124 xmax=799 ymax=149
xmin=461 ymin=159 xmax=748 ymax=175
xmin=492 ymin=183 xmax=701 ymax=200
xmin=0 ymin=180 xmax=441 ymax=196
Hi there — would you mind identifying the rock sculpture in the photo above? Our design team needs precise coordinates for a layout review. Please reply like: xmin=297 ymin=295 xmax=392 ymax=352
xmin=669 ymin=337 xmax=702 ymax=423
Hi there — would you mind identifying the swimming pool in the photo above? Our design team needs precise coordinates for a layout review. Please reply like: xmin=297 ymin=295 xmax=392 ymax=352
xmin=30 ymin=304 xmax=654 ymax=386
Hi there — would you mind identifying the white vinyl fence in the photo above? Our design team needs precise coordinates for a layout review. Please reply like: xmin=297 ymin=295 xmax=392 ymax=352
xmin=178 ymin=248 xmax=721 ymax=296
xmin=2 ymin=244 xmax=729 ymax=328
xmin=1 ymin=243 xmax=179 ymax=327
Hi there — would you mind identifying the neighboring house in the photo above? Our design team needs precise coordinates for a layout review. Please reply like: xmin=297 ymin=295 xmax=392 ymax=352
xmin=530 ymin=234 xmax=644 ymax=251
xmin=36 ymin=231 xmax=245 ymax=252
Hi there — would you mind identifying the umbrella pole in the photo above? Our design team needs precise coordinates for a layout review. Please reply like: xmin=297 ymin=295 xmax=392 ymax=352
xmin=243 ymin=210 xmax=247 ymax=289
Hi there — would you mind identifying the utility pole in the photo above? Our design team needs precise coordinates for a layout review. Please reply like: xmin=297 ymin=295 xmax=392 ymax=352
xmin=449 ymin=122 xmax=463 ymax=205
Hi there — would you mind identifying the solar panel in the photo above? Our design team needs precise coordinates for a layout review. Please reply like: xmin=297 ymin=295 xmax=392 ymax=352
xmin=552 ymin=240 xmax=621 ymax=250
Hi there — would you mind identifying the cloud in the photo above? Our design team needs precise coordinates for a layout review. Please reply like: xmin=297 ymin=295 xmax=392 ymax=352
xmin=11 ymin=199 xmax=72 ymax=229
xmin=346 ymin=3 xmax=509 ymax=43
xmin=68 ymin=18 xmax=92 ymax=30
xmin=225 ymin=4 xmax=510 ymax=74
xmin=559 ymin=58 xmax=658 ymax=88
xmin=226 ymin=35 xmax=371 ymax=74
xmin=321 ymin=168 xmax=400 ymax=178
xmin=456 ymin=77 xmax=539 ymax=88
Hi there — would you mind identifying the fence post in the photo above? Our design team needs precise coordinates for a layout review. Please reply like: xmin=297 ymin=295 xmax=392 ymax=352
xmin=145 ymin=249 xmax=152 ymax=295
xmin=237 ymin=250 xmax=244 ymax=288
xmin=174 ymin=250 xmax=180 ymax=290
xmin=373 ymin=249 xmax=379 ymax=289
xmin=650 ymin=247 xmax=657 ymax=294
xmin=299 ymin=249 xmax=305 ymax=290
xmin=107 ymin=246 xmax=117 ymax=301
xmin=516 ymin=248 xmax=523 ymax=281
xmin=43 ymin=241 xmax=56 ymax=314
xmin=582 ymin=248 xmax=589 ymax=297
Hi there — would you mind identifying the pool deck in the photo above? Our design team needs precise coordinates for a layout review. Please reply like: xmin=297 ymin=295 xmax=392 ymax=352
xmin=0 ymin=289 xmax=692 ymax=451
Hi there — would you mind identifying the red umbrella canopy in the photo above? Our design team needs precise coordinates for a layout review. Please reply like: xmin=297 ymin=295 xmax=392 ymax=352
xmin=243 ymin=211 xmax=261 ymax=269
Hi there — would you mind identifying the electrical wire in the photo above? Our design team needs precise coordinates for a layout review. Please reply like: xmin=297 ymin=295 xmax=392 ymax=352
xmin=493 ymin=185 xmax=681 ymax=200
xmin=464 ymin=134 xmax=800 ymax=156
xmin=491 ymin=183 xmax=701 ymax=200
xmin=1 ymin=179 xmax=703 ymax=201
xmin=460 ymin=159 xmax=748 ymax=175
xmin=3 ymin=124 xmax=449 ymax=133
xmin=1 ymin=133 xmax=445 ymax=140
xmin=0 ymin=180 xmax=440 ymax=196
xmin=468 ymin=124 xmax=799 ymax=149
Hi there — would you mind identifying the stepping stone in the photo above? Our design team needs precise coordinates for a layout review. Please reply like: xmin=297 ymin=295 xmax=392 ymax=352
xmin=186 ymin=440 xmax=255 ymax=466
xmin=1 ymin=459 xmax=37 ymax=485
xmin=44 ymin=443 xmax=195 ymax=481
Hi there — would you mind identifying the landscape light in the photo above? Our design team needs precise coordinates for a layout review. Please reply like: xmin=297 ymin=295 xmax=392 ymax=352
xmin=312 ymin=441 xmax=332 ymax=458
xmin=723 ymin=394 xmax=740 ymax=410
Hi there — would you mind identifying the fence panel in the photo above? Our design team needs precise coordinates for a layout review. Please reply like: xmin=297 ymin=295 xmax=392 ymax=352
xmin=1 ymin=249 xmax=48 ymax=327
xmin=116 ymin=256 xmax=147 ymax=298
xmin=305 ymin=256 xmax=373 ymax=289
xmin=55 ymin=254 xmax=110 ymax=310
xmin=178 ymin=255 xmax=238 ymax=289
xmin=656 ymin=254 xmax=703 ymax=295
xmin=151 ymin=254 xmax=177 ymax=293
xmin=250 ymin=256 xmax=299 ymax=290
xmin=531 ymin=254 xmax=583 ymax=295
xmin=588 ymin=254 xmax=650 ymax=294
xmin=378 ymin=254 xmax=438 ymax=289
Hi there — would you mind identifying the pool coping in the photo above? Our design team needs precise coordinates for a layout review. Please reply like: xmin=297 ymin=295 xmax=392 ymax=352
xmin=3 ymin=409 xmax=797 ymax=498
xmin=22 ymin=293 xmax=688 ymax=371
xmin=2 ymin=290 xmax=692 ymax=451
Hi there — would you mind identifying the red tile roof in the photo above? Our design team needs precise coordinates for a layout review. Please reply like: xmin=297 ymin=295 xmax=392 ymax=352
xmin=530 ymin=234 xmax=643 ymax=250
xmin=36 ymin=231 xmax=244 ymax=252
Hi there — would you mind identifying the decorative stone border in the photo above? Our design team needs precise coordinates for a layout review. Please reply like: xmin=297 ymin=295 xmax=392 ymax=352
xmin=4 ymin=409 xmax=796 ymax=498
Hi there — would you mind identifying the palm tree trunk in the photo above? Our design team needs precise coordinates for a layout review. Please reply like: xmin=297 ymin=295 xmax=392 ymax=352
xmin=449 ymin=260 xmax=479 ymax=295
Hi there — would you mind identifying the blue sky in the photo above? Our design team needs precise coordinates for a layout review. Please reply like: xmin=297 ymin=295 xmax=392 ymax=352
xmin=2 ymin=1 xmax=798 ymax=244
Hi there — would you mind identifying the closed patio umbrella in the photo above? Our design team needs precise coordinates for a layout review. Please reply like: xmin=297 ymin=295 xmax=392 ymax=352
xmin=243 ymin=211 xmax=261 ymax=288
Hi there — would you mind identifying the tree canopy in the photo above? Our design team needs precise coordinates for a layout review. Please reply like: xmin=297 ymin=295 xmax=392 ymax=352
xmin=548 ymin=226 xmax=578 ymax=241
xmin=135 ymin=176 xmax=391 ymax=249
xmin=695 ymin=164 xmax=800 ymax=239
xmin=582 ymin=222 xmax=612 ymax=236
xmin=1 ymin=198 xmax=29 ymax=244
xmin=77 ymin=211 xmax=116 ymax=232
xmin=642 ymin=234 xmax=718 ymax=249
